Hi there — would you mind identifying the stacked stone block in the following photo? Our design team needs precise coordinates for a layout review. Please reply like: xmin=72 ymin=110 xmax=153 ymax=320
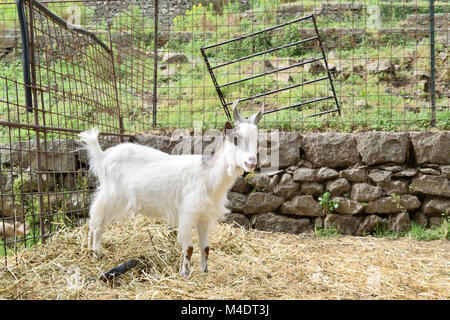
xmin=222 ymin=131 xmax=450 ymax=235
xmin=1 ymin=131 xmax=449 ymax=237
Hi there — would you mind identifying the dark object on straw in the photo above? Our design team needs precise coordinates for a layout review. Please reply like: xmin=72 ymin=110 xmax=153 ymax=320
xmin=89 ymin=256 xmax=146 ymax=283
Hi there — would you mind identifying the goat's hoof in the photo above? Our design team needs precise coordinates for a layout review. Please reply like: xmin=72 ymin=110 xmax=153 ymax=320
xmin=180 ymin=268 xmax=191 ymax=278
xmin=92 ymin=250 xmax=104 ymax=260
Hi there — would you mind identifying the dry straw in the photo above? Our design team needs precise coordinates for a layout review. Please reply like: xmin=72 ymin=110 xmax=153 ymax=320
xmin=0 ymin=215 xmax=449 ymax=299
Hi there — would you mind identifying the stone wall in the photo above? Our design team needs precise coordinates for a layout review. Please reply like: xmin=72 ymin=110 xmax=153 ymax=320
xmin=83 ymin=0 xmax=251 ymax=26
xmin=84 ymin=0 xmax=190 ymax=26
xmin=136 ymin=130 xmax=450 ymax=235
xmin=1 ymin=131 xmax=449 ymax=236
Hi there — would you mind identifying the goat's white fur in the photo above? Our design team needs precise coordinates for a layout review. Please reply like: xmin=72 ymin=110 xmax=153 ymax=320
xmin=79 ymin=100 xmax=262 ymax=277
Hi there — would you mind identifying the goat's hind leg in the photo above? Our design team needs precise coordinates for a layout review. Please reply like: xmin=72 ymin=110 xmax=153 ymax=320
xmin=88 ymin=196 xmax=106 ymax=254
xmin=88 ymin=191 xmax=120 ymax=254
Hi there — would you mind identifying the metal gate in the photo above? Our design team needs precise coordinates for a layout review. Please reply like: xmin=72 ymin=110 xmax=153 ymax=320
xmin=201 ymin=14 xmax=340 ymax=121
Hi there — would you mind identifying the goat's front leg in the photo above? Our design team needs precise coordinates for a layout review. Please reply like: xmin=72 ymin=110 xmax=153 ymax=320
xmin=178 ymin=217 xmax=194 ymax=278
xmin=197 ymin=219 xmax=213 ymax=273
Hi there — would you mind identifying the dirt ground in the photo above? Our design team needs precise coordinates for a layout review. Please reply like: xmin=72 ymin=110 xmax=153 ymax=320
xmin=0 ymin=216 xmax=449 ymax=300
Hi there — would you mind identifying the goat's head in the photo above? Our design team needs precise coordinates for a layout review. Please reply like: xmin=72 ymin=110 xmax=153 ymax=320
xmin=224 ymin=99 xmax=263 ymax=173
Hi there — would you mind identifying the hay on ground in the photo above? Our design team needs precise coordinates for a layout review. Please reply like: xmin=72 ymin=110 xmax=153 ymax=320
xmin=0 ymin=216 xmax=449 ymax=299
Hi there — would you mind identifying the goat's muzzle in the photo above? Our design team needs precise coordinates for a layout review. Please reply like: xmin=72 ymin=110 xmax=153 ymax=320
xmin=244 ymin=161 xmax=256 ymax=171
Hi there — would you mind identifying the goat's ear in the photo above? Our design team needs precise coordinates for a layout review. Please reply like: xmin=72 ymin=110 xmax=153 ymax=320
xmin=223 ymin=121 xmax=233 ymax=137
xmin=232 ymin=99 xmax=242 ymax=123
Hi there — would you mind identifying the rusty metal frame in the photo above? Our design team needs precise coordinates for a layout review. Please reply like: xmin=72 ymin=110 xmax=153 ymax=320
xmin=15 ymin=0 xmax=131 ymax=137
xmin=7 ymin=0 xmax=135 ymax=252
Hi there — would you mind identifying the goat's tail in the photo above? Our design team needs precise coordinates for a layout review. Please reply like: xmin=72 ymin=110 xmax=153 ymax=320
xmin=79 ymin=128 xmax=104 ymax=179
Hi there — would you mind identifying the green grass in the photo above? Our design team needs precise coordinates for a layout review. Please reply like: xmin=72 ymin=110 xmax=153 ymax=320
xmin=0 ymin=175 xmax=85 ymax=258
xmin=314 ymin=226 xmax=340 ymax=238
xmin=315 ymin=215 xmax=449 ymax=240
xmin=0 ymin=213 xmax=77 ymax=257
xmin=1 ymin=0 xmax=449 ymax=143
xmin=373 ymin=216 xmax=449 ymax=241
xmin=373 ymin=224 xmax=405 ymax=240
xmin=408 ymin=218 xmax=449 ymax=241
xmin=150 ymin=0 xmax=449 ymax=131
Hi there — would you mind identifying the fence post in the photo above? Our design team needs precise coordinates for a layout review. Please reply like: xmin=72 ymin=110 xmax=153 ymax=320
xmin=16 ymin=0 xmax=33 ymax=113
xmin=152 ymin=0 xmax=159 ymax=128
xmin=429 ymin=0 xmax=436 ymax=127
xmin=107 ymin=22 xmax=124 ymax=142
xmin=26 ymin=0 xmax=46 ymax=242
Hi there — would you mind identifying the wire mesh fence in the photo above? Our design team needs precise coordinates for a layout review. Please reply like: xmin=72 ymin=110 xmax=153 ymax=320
xmin=0 ymin=0 xmax=449 ymax=266
xmin=2 ymin=0 xmax=448 ymax=131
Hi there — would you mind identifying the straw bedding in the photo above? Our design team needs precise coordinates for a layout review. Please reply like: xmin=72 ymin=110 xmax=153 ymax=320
xmin=0 ymin=215 xmax=449 ymax=300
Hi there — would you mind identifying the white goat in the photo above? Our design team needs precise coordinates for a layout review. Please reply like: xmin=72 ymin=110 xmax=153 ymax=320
xmin=79 ymin=99 xmax=263 ymax=277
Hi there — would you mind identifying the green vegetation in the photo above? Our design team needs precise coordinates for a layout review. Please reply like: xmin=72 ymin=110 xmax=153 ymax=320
xmin=373 ymin=214 xmax=449 ymax=240
xmin=314 ymin=225 xmax=340 ymax=238
xmin=315 ymin=214 xmax=449 ymax=240
xmin=408 ymin=217 xmax=449 ymax=241
xmin=318 ymin=192 xmax=339 ymax=215
xmin=0 ymin=173 xmax=86 ymax=257
xmin=1 ymin=0 xmax=449 ymax=144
